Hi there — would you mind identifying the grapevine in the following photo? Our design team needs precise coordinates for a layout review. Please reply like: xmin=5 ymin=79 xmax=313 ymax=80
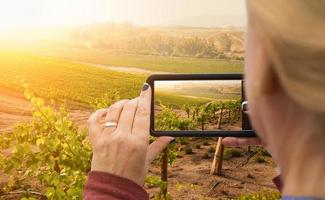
xmin=0 ymin=85 xmax=92 ymax=199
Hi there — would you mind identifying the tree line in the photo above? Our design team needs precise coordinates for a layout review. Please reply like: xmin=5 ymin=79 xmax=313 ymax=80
xmin=69 ymin=23 xmax=245 ymax=60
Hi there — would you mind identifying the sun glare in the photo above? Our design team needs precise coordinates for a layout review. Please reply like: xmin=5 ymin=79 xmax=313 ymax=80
xmin=1 ymin=0 xmax=107 ymax=28
xmin=0 ymin=0 xmax=245 ymax=29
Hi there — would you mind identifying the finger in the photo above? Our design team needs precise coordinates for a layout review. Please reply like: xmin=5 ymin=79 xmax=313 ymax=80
xmin=103 ymin=99 xmax=129 ymax=134
xmin=117 ymin=98 xmax=139 ymax=133
xmin=222 ymin=137 xmax=262 ymax=147
xmin=132 ymin=83 xmax=151 ymax=143
xmin=87 ymin=108 xmax=109 ymax=139
xmin=146 ymin=137 xmax=174 ymax=164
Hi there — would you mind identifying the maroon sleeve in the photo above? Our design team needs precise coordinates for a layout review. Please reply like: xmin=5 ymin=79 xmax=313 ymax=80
xmin=83 ymin=171 xmax=149 ymax=200
xmin=272 ymin=175 xmax=283 ymax=192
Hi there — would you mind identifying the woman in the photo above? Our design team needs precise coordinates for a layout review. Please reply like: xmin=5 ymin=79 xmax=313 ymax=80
xmin=84 ymin=1 xmax=325 ymax=199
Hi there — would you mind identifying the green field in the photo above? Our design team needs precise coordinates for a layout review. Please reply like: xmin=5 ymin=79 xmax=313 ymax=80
xmin=155 ymin=91 xmax=241 ymax=108
xmin=19 ymin=46 xmax=244 ymax=73
xmin=58 ymin=50 xmax=243 ymax=73
xmin=155 ymin=91 xmax=212 ymax=108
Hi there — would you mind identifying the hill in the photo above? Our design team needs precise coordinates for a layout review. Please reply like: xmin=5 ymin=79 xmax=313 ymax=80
xmin=1 ymin=23 xmax=245 ymax=60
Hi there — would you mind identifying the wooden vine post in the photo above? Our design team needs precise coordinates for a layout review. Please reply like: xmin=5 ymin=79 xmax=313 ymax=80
xmin=161 ymin=147 xmax=169 ymax=198
xmin=248 ymin=145 xmax=252 ymax=153
xmin=210 ymin=137 xmax=224 ymax=176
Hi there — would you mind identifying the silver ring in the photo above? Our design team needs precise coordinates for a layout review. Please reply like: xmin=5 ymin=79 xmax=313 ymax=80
xmin=104 ymin=121 xmax=117 ymax=128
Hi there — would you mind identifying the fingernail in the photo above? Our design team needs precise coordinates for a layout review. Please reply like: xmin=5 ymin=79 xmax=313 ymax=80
xmin=142 ymin=83 xmax=149 ymax=91
xmin=170 ymin=138 xmax=176 ymax=144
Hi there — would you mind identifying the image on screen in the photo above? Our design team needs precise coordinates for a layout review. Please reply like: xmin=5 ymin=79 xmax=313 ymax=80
xmin=154 ymin=80 xmax=242 ymax=132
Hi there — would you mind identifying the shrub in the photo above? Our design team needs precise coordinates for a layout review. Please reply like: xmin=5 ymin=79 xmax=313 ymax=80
xmin=202 ymin=153 xmax=210 ymax=159
xmin=179 ymin=138 xmax=189 ymax=145
xmin=145 ymin=176 xmax=162 ymax=188
xmin=145 ymin=177 xmax=171 ymax=200
xmin=254 ymin=154 xmax=267 ymax=163
xmin=257 ymin=147 xmax=272 ymax=157
xmin=235 ymin=190 xmax=281 ymax=200
xmin=0 ymin=87 xmax=91 ymax=199
xmin=223 ymin=148 xmax=243 ymax=160
xmin=208 ymin=147 xmax=215 ymax=153
xmin=202 ymin=138 xmax=209 ymax=145
xmin=184 ymin=146 xmax=193 ymax=154
xmin=91 ymin=89 xmax=120 ymax=110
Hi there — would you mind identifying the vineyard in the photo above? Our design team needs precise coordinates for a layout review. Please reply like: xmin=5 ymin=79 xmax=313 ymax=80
xmin=0 ymin=51 xmax=279 ymax=199
xmin=0 ymin=51 xmax=145 ymax=109
xmin=154 ymin=80 xmax=242 ymax=132
xmin=0 ymin=87 xmax=92 ymax=199
xmin=156 ymin=100 xmax=242 ymax=132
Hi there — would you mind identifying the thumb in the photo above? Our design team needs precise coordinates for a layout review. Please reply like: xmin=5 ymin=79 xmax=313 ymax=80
xmin=146 ymin=137 xmax=174 ymax=164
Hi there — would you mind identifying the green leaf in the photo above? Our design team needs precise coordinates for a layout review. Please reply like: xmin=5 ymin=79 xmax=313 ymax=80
xmin=36 ymin=138 xmax=44 ymax=146
xmin=45 ymin=187 xmax=56 ymax=198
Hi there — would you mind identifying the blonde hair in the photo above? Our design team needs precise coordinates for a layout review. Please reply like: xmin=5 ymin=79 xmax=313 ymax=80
xmin=248 ymin=0 xmax=325 ymax=113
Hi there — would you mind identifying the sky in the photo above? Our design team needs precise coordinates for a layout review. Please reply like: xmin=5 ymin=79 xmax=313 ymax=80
xmin=0 ymin=0 xmax=246 ymax=29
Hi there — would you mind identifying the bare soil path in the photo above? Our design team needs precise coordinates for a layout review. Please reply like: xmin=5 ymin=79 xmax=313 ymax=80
xmin=0 ymin=92 xmax=91 ymax=132
xmin=75 ymin=61 xmax=170 ymax=75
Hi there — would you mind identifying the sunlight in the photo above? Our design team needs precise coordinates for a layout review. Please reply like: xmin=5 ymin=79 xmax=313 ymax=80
xmin=0 ymin=0 xmax=245 ymax=29
xmin=0 ymin=0 xmax=109 ymax=28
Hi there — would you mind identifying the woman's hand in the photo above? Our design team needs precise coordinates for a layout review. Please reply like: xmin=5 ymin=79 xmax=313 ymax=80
xmin=87 ymin=83 xmax=174 ymax=186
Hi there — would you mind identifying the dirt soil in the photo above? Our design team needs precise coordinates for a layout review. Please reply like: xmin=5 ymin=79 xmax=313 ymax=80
xmin=147 ymin=138 xmax=278 ymax=199
xmin=76 ymin=62 xmax=170 ymax=75
xmin=0 ymin=90 xmax=91 ymax=132
xmin=0 ymin=91 xmax=278 ymax=200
